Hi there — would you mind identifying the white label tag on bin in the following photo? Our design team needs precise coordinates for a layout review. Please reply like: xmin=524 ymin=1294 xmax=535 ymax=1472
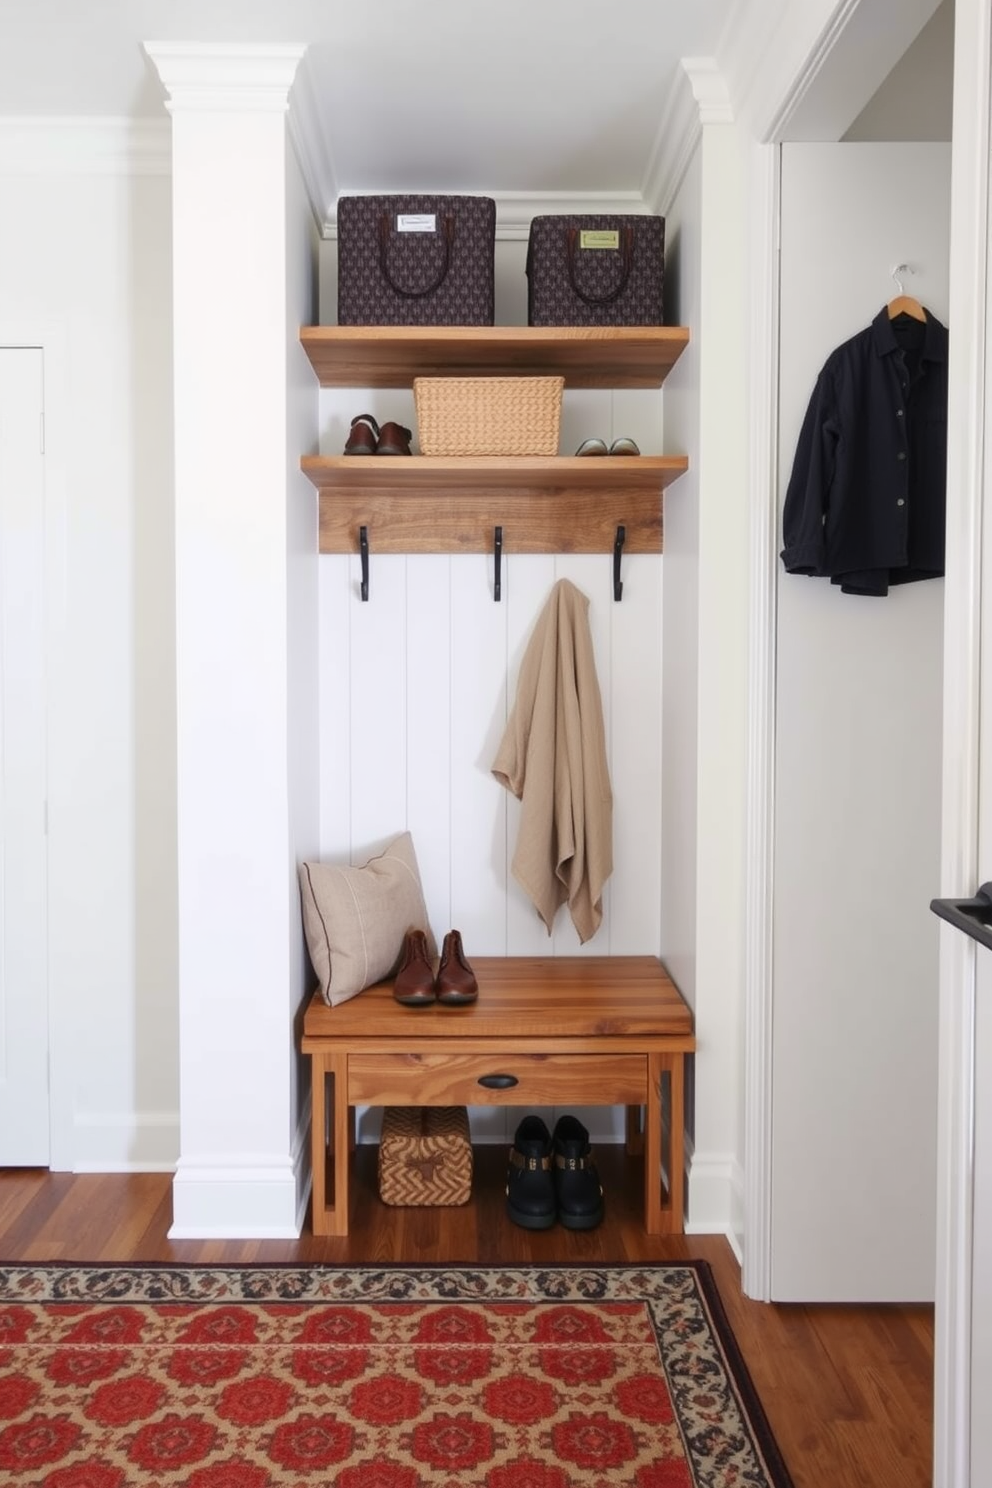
xmin=396 ymin=214 xmax=437 ymax=232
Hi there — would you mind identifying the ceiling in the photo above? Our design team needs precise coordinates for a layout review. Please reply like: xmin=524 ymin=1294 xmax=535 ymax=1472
xmin=0 ymin=0 xmax=951 ymax=211
xmin=0 ymin=0 xmax=734 ymax=197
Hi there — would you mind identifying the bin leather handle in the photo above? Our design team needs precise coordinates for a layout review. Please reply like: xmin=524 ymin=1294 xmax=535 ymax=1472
xmin=377 ymin=214 xmax=455 ymax=298
xmin=566 ymin=225 xmax=634 ymax=305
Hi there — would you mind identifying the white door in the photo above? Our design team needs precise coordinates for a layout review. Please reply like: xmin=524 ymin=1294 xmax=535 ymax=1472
xmin=0 ymin=347 xmax=49 ymax=1164
xmin=773 ymin=143 xmax=951 ymax=1299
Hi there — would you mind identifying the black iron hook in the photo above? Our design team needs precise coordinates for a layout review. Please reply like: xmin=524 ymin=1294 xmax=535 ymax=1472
xmin=494 ymin=525 xmax=503 ymax=602
xmin=359 ymin=525 xmax=369 ymax=601
xmin=613 ymin=524 xmax=626 ymax=601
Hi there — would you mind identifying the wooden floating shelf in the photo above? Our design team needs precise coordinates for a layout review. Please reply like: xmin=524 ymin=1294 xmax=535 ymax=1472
xmin=300 ymin=325 xmax=690 ymax=389
xmin=302 ymin=456 xmax=687 ymax=556
xmin=302 ymin=454 xmax=687 ymax=495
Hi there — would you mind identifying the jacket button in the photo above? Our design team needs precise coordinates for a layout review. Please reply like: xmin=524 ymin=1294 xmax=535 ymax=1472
xmin=897 ymin=451 xmax=906 ymax=460
xmin=897 ymin=498 xmax=905 ymax=507
xmin=896 ymin=409 xmax=904 ymax=418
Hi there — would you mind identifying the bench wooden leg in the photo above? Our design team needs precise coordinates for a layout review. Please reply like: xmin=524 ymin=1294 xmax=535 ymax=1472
xmin=625 ymin=1105 xmax=644 ymax=1156
xmin=645 ymin=1051 xmax=685 ymax=1235
xmin=309 ymin=1051 xmax=350 ymax=1236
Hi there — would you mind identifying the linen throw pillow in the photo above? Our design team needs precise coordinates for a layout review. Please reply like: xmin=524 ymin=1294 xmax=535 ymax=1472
xmin=299 ymin=832 xmax=437 ymax=1006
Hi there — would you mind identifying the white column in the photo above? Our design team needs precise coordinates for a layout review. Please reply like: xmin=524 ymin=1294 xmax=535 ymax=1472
xmin=146 ymin=42 xmax=306 ymax=1237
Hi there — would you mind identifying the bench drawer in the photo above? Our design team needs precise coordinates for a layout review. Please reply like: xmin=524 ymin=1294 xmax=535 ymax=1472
xmin=347 ymin=1052 xmax=647 ymax=1106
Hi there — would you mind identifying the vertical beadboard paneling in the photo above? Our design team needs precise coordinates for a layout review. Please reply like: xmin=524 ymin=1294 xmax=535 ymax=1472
xmin=449 ymin=554 xmax=510 ymax=956
xmin=404 ymin=554 xmax=452 ymax=943
xmin=609 ymin=553 xmax=663 ymax=952
xmin=348 ymin=553 xmax=408 ymax=849
xmin=449 ymin=553 xmax=511 ymax=1139
xmin=318 ymin=555 xmax=352 ymax=857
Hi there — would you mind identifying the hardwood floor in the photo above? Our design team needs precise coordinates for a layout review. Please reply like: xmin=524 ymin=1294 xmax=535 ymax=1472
xmin=0 ymin=1147 xmax=934 ymax=1488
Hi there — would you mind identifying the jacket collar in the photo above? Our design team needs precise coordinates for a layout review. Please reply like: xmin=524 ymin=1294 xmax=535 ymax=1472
xmin=871 ymin=304 xmax=948 ymax=363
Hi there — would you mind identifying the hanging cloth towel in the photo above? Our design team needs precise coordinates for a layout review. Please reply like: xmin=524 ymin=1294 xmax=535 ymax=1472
xmin=492 ymin=578 xmax=613 ymax=943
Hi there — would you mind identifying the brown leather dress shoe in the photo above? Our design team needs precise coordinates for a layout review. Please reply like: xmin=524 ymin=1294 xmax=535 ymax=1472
xmin=393 ymin=929 xmax=436 ymax=1005
xmin=344 ymin=413 xmax=379 ymax=455
xmin=435 ymin=929 xmax=478 ymax=1005
xmin=376 ymin=421 xmax=413 ymax=456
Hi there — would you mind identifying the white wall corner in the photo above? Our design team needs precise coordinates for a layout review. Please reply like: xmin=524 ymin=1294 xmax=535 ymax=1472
xmin=642 ymin=58 xmax=732 ymax=217
xmin=287 ymin=49 xmax=338 ymax=235
xmin=0 ymin=117 xmax=170 ymax=175
xmin=741 ymin=141 xmax=780 ymax=1303
xmin=170 ymin=1157 xmax=302 ymax=1240
xmin=73 ymin=1112 xmax=179 ymax=1174
xmin=293 ymin=1108 xmax=313 ymax=1235
xmin=685 ymin=1150 xmax=741 ymax=1252
xmin=143 ymin=41 xmax=306 ymax=113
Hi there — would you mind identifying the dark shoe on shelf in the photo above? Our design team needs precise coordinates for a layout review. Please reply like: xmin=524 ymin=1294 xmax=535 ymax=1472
xmin=436 ymin=929 xmax=478 ymax=1005
xmin=609 ymin=437 xmax=640 ymax=456
xmin=344 ymin=413 xmax=380 ymax=455
xmin=575 ymin=437 xmax=608 ymax=456
xmin=376 ymin=421 xmax=413 ymax=456
xmin=392 ymin=929 xmax=436 ymax=1005
xmin=506 ymin=1116 xmax=555 ymax=1229
xmin=552 ymin=1115 xmax=604 ymax=1230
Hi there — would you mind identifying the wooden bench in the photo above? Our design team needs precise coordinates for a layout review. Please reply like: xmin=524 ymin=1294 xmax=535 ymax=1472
xmin=301 ymin=955 xmax=695 ymax=1237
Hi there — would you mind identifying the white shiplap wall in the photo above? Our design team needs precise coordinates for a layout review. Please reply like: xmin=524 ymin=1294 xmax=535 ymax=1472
xmin=315 ymin=238 xmax=668 ymax=1145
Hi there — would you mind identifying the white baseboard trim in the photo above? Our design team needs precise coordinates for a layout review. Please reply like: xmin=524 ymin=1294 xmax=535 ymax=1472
xmin=686 ymin=1151 xmax=744 ymax=1239
xmin=169 ymin=1156 xmax=302 ymax=1239
xmin=72 ymin=1111 xmax=179 ymax=1173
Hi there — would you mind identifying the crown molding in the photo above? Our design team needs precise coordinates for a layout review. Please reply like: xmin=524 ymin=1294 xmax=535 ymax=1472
xmin=321 ymin=189 xmax=651 ymax=242
xmin=641 ymin=57 xmax=732 ymax=216
xmin=717 ymin=0 xmax=868 ymax=141
xmin=0 ymin=117 xmax=170 ymax=175
xmin=286 ymin=50 xmax=338 ymax=232
xmin=144 ymin=41 xmax=305 ymax=114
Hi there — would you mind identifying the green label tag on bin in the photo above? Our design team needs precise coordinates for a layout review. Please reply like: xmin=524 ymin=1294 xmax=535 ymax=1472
xmin=579 ymin=230 xmax=620 ymax=250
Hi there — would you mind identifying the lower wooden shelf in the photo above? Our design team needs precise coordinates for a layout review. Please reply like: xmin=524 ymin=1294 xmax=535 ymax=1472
xmin=302 ymin=454 xmax=688 ymax=554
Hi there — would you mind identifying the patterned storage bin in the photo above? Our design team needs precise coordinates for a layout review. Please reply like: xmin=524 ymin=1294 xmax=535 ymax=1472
xmin=526 ymin=214 xmax=665 ymax=326
xmin=337 ymin=195 xmax=496 ymax=326
xmin=378 ymin=1106 xmax=473 ymax=1207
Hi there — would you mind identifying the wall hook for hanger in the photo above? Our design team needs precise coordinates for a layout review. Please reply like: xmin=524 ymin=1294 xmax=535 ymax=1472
xmin=891 ymin=261 xmax=913 ymax=295
xmin=359 ymin=525 xmax=369 ymax=601
xmin=613 ymin=524 xmax=626 ymax=602
xmin=494 ymin=525 xmax=503 ymax=602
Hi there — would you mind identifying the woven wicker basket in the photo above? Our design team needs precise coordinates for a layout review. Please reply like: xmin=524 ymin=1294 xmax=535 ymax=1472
xmin=414 ymin=375 xmax=564 ymax=456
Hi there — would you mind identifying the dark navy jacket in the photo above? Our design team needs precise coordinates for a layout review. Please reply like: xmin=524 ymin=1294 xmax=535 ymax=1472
xmin=780 ymin=307 xmax=948 ymax=596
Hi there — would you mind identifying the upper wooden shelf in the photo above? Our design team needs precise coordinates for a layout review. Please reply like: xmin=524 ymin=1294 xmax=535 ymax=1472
xmin=300 ymin=325 xmax=690 ymax=389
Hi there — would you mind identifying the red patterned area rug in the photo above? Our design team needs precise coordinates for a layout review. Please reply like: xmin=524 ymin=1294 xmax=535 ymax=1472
xmin=0 ymin=1262 xmax=793 ymax=1487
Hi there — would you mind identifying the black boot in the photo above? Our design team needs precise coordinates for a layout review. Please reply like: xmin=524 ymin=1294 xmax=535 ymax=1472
xmin=506 ymin=1116 xmax=555 ymax=1230
xmin=552 ymin=1115 xmax=604 ymax=1230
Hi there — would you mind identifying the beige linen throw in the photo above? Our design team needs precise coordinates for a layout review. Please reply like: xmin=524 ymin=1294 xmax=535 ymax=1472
xmin=492 ymin=578 xmax=613 ymax=942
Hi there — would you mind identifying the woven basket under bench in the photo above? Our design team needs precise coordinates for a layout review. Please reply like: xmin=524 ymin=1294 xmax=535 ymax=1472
xmin=377 ymin=1105 xmax=473 ymax=1207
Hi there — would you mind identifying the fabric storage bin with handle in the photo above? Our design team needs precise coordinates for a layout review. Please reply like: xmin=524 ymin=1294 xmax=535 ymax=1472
xmin=377 ymin=1105 xmax=473 ymax=1206
xmin=337 ymin=194 xmax=496 ymax=326
xmin=526 ymin=214 xmax=665 ymax=326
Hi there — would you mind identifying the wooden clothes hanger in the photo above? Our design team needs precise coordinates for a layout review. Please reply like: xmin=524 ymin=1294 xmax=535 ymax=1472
xmin=887 ymin=263 xmax=926 ymax=322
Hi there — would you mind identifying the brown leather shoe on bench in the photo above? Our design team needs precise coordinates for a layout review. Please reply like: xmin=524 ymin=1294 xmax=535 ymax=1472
xmin=393 ymin=929 xmax=436 ymax=1005
xmin=436 ymin=929 xmax=478 ymax=1005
